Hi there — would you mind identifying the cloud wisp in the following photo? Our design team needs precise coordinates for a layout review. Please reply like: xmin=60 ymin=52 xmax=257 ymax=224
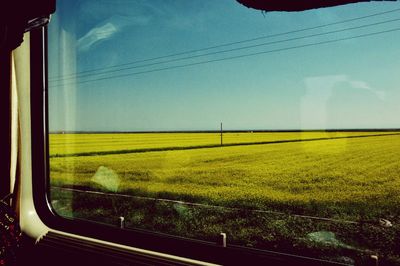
xmin=349 ymin=80 xmax=386 ymax=100
xmin=78 ymin=14 xmax=151 ymax=52
xmin=78 ymin=22 xmax=119 ymax=52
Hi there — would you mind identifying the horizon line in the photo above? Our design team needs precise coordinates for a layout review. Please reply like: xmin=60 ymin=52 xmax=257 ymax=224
xmin=49 ymin=128 xmax=400 ymax=134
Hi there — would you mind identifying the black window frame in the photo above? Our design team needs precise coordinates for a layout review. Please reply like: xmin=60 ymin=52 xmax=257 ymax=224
xmin=30 ymin=19 xmax=354 ymax=266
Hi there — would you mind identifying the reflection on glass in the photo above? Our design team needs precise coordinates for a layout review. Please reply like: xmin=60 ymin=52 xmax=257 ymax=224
xmin=48 ymin=1 xmax=400 ymax=264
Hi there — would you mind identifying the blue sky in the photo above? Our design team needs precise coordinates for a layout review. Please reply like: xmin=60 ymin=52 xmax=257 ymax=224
xmin=48 ymin=0 xmax=400 ymax=132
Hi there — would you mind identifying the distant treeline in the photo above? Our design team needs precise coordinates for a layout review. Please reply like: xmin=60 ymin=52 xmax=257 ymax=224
xmin=49 ymin=128 xmax=400 ymax=134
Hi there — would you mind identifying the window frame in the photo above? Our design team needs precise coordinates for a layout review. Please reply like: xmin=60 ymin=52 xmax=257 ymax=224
xmin=0 ymin=50 xmax=11 ymax=200
xmin=30 ymin=21 xmax=351 ymax=266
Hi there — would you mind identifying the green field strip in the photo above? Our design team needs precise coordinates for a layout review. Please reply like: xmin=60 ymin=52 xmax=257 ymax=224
xmin=49 ymin=132 xmax=400 ymax=158
xmin=50 ymin=186 xmax=360 ymax=225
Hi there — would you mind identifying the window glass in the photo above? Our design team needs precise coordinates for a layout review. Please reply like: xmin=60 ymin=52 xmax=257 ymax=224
xmin=48 ymin=1 xmax=400 ymax=264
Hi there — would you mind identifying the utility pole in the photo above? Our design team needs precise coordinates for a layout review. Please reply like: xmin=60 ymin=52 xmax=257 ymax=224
xmin=220 ymin=122 xmax=223 ymax=146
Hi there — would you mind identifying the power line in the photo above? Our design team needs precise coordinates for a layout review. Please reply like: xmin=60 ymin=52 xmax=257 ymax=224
xmin=49 ymin=17 xmax=400 ymax=84
xmin=50 ymin=27 xmax=400 ymax=88
xmin=49 ymin=7 xmax=400 ymax=81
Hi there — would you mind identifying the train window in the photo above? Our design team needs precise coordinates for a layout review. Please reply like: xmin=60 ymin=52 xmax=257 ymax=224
xmin=43 ymin=0 xmax=400 ymax=264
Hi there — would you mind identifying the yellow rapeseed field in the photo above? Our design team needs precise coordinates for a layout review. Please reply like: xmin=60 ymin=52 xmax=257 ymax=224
xmin=49 ymin=132 xmax=400 ymax=262
xmin=49 ymin=131 xmax=400 ymax=219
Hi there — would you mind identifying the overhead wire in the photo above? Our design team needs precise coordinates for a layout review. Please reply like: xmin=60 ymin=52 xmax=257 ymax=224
xmin=48 ymin=7 xmax=400 ymax=81
xmin=50 ymin=26 xmax=400 ymax=88
xmin=49 ymin=17 xmax=400 ymax=84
